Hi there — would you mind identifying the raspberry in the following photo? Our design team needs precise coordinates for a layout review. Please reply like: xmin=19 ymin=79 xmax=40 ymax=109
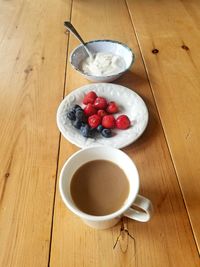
xmin=84 ymin=103 xmax=97 ymax=117
xmin=94 ymin=97 xmax=108 ymax=110
xmin=106 ymin=101 xmax=119 ymax=114
xmin=102 ymin=115 xmax=116 ymax=129
xmin=83 ymin=91 xmax=97 ymax=104
xmin=97 ymin=109 xmax=107 ymax=117
xmin=88 ymin=114 xmax=102 ymax=128
xmin=116 ymin=115 xmax=131 ymax=129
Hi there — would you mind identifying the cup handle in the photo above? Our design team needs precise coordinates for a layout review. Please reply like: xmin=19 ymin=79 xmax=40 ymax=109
xmin=123 ymin=194 xmax=153 ymax=222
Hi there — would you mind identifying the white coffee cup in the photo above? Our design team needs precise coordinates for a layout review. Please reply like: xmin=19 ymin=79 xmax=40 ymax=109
xmin=59 ymin=146 xmax=153 ymax=229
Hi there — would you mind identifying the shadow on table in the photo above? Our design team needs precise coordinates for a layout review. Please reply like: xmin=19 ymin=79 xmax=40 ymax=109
xmin=115 ymin=70 xmax=148 ymax=88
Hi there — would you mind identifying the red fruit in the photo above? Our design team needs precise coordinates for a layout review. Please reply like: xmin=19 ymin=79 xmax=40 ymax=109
xmin=106 ymin=101 xmax=119 ymax=114
xmin=88 ymin=114 xmax=102 ymax=128
xmin=83 ymin=91 xmax=97 ymax=104
xmin=94 ymin=97 xmax=108 ymax=110
xmin=97 ymin=109 xmax=107 ymax=117
xmin=116 ymin=115 xmax=131 ymax=129
xmin=102 ymin=115 xmax=116 ymax=129
xmin=84 ymin=103 xmax=97 ymax=116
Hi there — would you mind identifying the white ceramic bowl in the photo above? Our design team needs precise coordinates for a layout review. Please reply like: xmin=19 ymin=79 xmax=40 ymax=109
xmin=70 ymin=40 xmax=135 ymax=82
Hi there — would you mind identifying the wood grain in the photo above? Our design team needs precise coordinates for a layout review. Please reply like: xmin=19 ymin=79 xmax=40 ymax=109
xmin=126 ymin=0 xmax=200 ymax=252
xmin=0 ymin=0 xmax=71 ymax=266
xmin=50 ymin=0 xmax=200 ymax=266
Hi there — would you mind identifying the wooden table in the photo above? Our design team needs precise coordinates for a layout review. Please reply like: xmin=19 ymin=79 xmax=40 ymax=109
xmin=0 ymin=0 xmax=200 ymax=266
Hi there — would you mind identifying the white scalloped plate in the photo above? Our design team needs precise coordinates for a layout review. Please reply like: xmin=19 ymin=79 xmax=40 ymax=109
xmin=56 ymin=83 xmax=148 ymax=149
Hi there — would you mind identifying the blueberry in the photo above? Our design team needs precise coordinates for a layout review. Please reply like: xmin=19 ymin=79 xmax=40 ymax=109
xmin=97 ymin=125 xmax=104 ymax=133
xmin=75 ymin=109 xmax=86 ymax=122
xmin=80 ymin=124 xmax=90 ymax=137
xmin=101 ymin=128 xmax=112 ymax=138
xmin=80 ymin=124 xmax=96 ymax=138
xmin=88 ymin=128 xmax=96 ymax=138
xmin=72 ymin=104 xmax=82 ymax=112
xmin=72 ymin=119 xmax=82 ymax=129
xmin=67 ymin=111 xmax=76 ymax=121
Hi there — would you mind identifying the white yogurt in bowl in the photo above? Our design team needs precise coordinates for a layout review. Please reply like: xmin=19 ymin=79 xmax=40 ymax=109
xmin=70 ymin=40 xmax=135 ymax=82
xmin=81 ymin=52 xmax=126 ymax=76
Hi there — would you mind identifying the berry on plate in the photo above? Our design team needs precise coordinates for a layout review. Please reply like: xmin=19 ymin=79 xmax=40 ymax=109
xmin=72 ymin=104 xmax=82 ymax=112
xmin=94 ymin=97 xmax=108 ymax=110
xmin=116 ymin=115 xmax=131 ymax=129
xmin=80 ymin=124 xmax=90 ymax=138
xmin=75 ymin=109 xmax=87 ymax=122
xmin=97 ymin=125 xmax=104 ymax=133
xmin=84 ymin=103 xmax=97 ymax=116
xmin=83 ymin=91 xmax=97 ymax=104
xmin=97 ymin=109 xmax=107 ymax=117
xmin=106 ymin=101 xmax=119 ymax=114
xmin=102 ymin=115 xmax=116 ymax=129
xmin=67 ymin=110 xmax=76 ymax=121
xmin=80 ymin=124 xmax=95 ymax=138
xmin=72 ymin=119 xmax=82 ymax=129
xmin=101 ymin=128 xmax=112 ymax=138
xmin=88 ymin=114 xmax=102 ymax=128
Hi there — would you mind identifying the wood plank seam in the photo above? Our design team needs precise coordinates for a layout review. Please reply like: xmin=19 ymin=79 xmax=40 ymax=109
xmin=125 ymin=0 xmax=199 ymax=255
xmin=47 ymin=1 xmax=74 ymax=266
xmin=48 ymin=1 xmax=200 ymax=265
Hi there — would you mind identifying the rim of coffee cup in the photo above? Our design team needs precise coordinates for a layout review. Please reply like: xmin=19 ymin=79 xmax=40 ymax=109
xmin=59 ymin=146 xmax=139 ymax=222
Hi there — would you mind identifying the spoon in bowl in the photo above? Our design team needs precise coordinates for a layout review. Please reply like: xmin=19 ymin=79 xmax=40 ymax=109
xmin=64 ymin=21 xmax=93 ymax=59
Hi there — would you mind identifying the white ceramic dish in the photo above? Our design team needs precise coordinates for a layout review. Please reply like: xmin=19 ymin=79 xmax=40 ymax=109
xmin=56 ymin=83 xmax=148 ymax=149
xmin=70 ymin=40 xmax=135 ymax=82
xmin=59 ymin=146 xmax=153 ymax=229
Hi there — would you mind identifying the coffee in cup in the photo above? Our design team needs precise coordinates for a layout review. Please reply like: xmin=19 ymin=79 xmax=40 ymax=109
xmin=59 ymin=146 xmax=153 ymax=229
xmin=70 ymin=159 xmax=130 ymax=216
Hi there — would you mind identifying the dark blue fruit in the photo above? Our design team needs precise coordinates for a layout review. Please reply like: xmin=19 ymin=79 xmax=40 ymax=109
xmin=72 ymin=104 xmax=82 ymax=112
xmin=80 ymin=124 xmax=90 ymax=138
xmin=101 ymin=128 xmax=112 ymax=138
xmin=72 ymin=119 xmax=82 ymax=129
xmin=88 ymin=128 xmax=96 ymax=138
xmin=76 ymin=109 xmax=86 ymax=122
xmin=67 ymin=111 xmax=76 ymax=121
xmin=80 ymin=124 xmax=96 ymax=138
xmin=97 ymin=125 xmax=104 ymax=133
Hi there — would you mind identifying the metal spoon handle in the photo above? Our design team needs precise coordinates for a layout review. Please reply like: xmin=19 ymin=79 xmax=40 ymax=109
xmin=64 ymin=21 xmax=93 ymax=58
xmin=64 ymin=21 xmax=86 ymax=46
